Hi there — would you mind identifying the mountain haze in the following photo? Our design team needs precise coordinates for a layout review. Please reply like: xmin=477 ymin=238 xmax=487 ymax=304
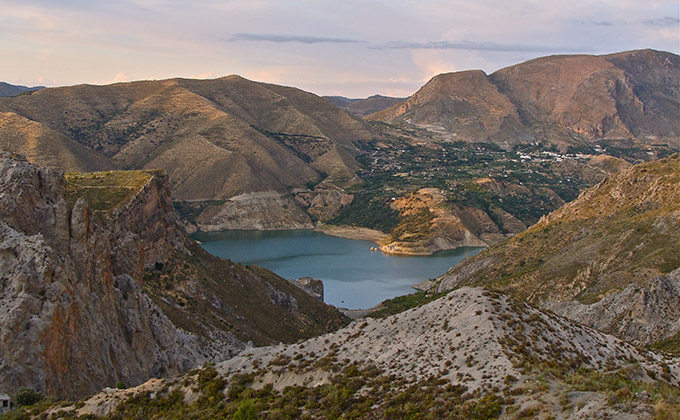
xmin=0 ymin=82 xmax=44 ymax=97
xmin=324 ymin=94 xmax=406 ymax=117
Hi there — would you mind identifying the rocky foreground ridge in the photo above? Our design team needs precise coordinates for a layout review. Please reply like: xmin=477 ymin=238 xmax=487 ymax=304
xmin=43 ymin=287 xmax=680 ymax=419
xmin=0 ymin=153 xmax=348 ymax=399
xmin=425 ymin=154 xmax=680 ymax=347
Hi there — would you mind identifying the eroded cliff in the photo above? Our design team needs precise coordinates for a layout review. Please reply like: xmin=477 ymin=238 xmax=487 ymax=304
xmin=0 ymin=153 xmax=348 ymax=399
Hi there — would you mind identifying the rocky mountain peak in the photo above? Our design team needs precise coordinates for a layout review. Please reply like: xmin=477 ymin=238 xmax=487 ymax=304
xmin=370 ymin=50 xmax=680 ymax=148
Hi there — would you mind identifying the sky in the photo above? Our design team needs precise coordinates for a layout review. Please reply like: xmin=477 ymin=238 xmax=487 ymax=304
xmin=1 ymin=0 xmax=679 ymax=97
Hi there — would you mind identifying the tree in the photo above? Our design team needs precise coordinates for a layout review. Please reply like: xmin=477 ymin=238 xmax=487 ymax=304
xmin=233 ymin=399 xmax=258 ymax=420
xmin=14 ymin=387 xmax=42 ymax=407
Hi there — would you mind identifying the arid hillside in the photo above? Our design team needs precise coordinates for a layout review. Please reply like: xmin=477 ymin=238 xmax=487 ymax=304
xmin=0 ymin=76 xmax=378 ymax=201
xmin=369 ymin=49 xmax=680 ymax=149
xmin=29 ymin=287 xmax=680 ymax=419
xmin=325 ymin=94 xmax=406 ymax=117
xmin=427 ymin=154 xmax=680 ymax=346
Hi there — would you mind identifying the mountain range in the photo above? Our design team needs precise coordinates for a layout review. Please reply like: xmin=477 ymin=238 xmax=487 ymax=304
xmin=0 ymin=75 xmax=383 ymax=231
xmin=0 ymin=82 xmax=44 ymax=97
xmin=369 ymin=49 xmax=679 ymax=149
xmin=0 ymin=49 xmax=677 ymax=246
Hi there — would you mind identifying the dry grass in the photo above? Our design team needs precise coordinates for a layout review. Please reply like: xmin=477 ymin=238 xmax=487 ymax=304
xmin=65 ymin=170 xmax=155 ymax=211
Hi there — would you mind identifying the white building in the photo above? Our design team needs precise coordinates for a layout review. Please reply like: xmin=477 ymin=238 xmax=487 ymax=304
xmin=0 ymin=393 xmax=10 ymax=413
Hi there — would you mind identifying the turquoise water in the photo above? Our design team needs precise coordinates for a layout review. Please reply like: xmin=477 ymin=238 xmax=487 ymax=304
xmin=194 ymin=230 xmax=482 ymax=309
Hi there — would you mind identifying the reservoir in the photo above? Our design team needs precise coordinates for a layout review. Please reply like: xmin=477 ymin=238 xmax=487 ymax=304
xmin=194 ymin=230 xmax=483 ymax=310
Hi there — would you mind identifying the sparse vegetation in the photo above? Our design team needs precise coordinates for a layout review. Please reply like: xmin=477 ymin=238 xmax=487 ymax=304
xmin=328 ymin=191 xmax=400 ymax=233
xmin=367 ymin=291 xmax=447 ymax=318
xmin=141 ymin=241 xmax=350 ymax=347
xmin=651 ymin=332 xmax=680 ymax=355
xmin=437 ymin=155 xmax=680 ymax=310
xmin=65 ymin=170 xmax=156 ymax=211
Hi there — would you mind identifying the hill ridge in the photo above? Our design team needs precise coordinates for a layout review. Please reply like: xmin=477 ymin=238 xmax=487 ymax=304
xmin=44 ymin=286 xmax=680 ymax=419
xmin=369 ymin=49 xmax=680 ymax=148
xmin=428 ymin=154 xmax=680 ymax=346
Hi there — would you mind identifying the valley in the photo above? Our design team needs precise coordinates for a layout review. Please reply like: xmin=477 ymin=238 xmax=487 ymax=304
xmin=0 ymin=47 xmax=679 ymax=419
xmin=0 ymin=50 xmax=678 ymax=258
xmin=193 ymin=229 xmax=483 ymax=309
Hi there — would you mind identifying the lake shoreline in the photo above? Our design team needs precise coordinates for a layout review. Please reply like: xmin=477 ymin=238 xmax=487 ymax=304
xmin=196 ymin=229 xmax=484 ymax=309
xmin=195 ymin=225 xmax=487 ymax=256
xmin=313 ymin=224 xmax=388 ymax=244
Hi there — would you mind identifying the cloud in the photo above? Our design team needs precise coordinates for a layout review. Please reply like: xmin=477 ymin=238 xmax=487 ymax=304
xmin=375 ymin=40 xmax=593 ymax=54
xmin=590 ymin=21 xmax=614 ymax=27
xmin=644 ymin=17 xmax=680 ymax=27
xmin=108 ymin=72 xmax=130 ymax=84
xmin=578 ymin=16 xmax=680 ymax=28
xmin=229 ymin=33 xmax=364 ymax=44
xmin=190 ymin=71 xmax=222 ymax=79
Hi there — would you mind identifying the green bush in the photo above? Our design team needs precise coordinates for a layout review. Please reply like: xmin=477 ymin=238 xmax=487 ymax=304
xmin=233 ymin=399 xmax=258 ymax=420
xmin=328 ymin=192 xmax=399 ymax=233
xmin=368 ymin=291 xmax=446 ymax=318
xmin=14 ymin=388 xmax=42 ymax=407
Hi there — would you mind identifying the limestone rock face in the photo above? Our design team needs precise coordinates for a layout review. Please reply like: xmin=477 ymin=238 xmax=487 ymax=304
xmin=0 ymin=153 xmax=229 ymax=399
xmin=194 ymin=192 xmax=314 ymax=231
xmin=0 ymin=153 xmax=349 ymax=399
xmin=291 ymin=277 xmax=324 ymax=301
xmin=545 ymin=269 xmax=680 ymax=346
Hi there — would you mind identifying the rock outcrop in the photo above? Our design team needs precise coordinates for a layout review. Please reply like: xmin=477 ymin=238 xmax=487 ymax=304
xmin=545 ymin=269 xmax=680 ymax=345
xmin=378 ymin=188 xmax=522 ymax=255
xmin=0 ymin=152 xmax=213 ymax=399
xmin=0 ymin=153 xmax=349 ymax=399
xmin=290 ymin=277 xmax=324 ymax=301
xmin=192 ymin=192 xmax=314 ymax=231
